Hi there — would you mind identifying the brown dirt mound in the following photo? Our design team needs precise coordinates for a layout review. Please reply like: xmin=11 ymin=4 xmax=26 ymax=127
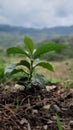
xmin=0 ymin=83 xmax=73 ymax=130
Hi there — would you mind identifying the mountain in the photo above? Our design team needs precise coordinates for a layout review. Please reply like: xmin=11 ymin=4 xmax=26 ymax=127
xmin=0 ymin=24 xmax=73 ymax=47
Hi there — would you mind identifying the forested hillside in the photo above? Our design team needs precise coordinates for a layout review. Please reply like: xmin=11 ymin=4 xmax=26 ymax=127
xmin=38 ymin=35 xmax=73 ymax=60
xmin=0 ymin=24 xmax=73 ymax=47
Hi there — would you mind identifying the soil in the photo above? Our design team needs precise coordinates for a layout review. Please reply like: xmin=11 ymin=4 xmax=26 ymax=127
xmin=0 ymin=81 xmax=73 ymax=130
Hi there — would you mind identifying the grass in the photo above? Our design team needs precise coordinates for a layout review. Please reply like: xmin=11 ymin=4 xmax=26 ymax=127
xmin=36 ymin=59 xmax=73 ymax=82
xmin=0 ymin=55 xmax=73 ymax=84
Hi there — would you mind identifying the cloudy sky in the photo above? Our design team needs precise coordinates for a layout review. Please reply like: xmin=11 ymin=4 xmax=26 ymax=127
xmin=0 ymin=0 xmax=73 ymax=28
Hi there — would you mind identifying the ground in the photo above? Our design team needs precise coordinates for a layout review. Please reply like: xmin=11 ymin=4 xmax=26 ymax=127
xmin=0 ymin=58 xmax=73 ymax=130
xmin=0 ymin=81 xmax=73 ymax=130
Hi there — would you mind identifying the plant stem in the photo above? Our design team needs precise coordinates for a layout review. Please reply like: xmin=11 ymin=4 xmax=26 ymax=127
xmin=29 ymin=58 xmax=33 ymax=81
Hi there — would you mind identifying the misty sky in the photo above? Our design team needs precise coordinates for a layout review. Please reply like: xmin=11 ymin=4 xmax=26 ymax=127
xmin=0 ymin=0 xmax=73 ymax=28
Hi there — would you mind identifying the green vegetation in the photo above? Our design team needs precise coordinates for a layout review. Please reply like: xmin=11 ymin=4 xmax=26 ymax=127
xmin=63 ymin=80 xmax=73 ymax=89
xmin=39 ymin=35 xmax=73 ymax=61
xmin=0 ymin=58 xmax=5 ymax=83
xmin=0 ymin=26 xmax=73 ymax=130
xmin=0 ymin=33 xmax=73 ymax=87
xmin=56 ymin=114 xmax=63 ymax=130
xmin=5 ymin=36 xmax=65 ymax=89
xmin=0 ymin=32 xmax=23 ymax=47
xmin=0 ymin=28 xmax=73 ymax=61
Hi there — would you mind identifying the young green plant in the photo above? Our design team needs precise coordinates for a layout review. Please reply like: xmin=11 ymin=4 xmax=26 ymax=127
xmin=56 ymin=114 xmax=63 ymax=130
xmin=5 ymin=36 xmax=66 ymax=89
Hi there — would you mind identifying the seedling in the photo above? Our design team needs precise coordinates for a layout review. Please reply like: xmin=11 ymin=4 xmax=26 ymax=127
xmin=56 ymin=114 xmax=63 ymax=130
xmin=5 ymin=36 xmax=65 ymax=89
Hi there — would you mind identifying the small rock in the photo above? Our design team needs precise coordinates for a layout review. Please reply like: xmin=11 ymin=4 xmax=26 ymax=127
xmin=61 ymin=107 xmax=68 ymax=111
xmin=52 ymin=116 xmax=56 ymax=120
xmin=27 ymin=123 xmax=31 ymax=130
xmin=14 ymin=84 xmax=24 ymax=91
xmin=53 ymin=104 xmax=61 ymax=113
xmin=43 ymin=125 xmax=48 ymax=130
xmin=46 ymin=85 xmax=56 ymax=92
xmin=45 ymin=113 xmax=51 ymax=118
xmin=43 ymin=104 xmax=51 ymax=110
xmin=69 ymin=103 xmax=73 ymax=110
xmin=23 ymin=126 xmax=27 ymax=130
xmin=69 ymin=121 xmax=73 ymax=128
xmin=0 ymin=111 xmax=2 ymax=114
xmin=36 ymin=126 xmax=41 ymax=129
xmin=47 ymin=120 xmax=53 ymax=124
xmin=32 ymin=109 xmax=38 ymax=114
xmin=20 ymin=118 xmax=28 ymax=125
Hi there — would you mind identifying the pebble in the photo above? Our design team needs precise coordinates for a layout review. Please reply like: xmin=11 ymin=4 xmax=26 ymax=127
xmin=20 ymin=118 xmax=28 ymax=125
xmin=43 ymin=104 xmax=51 ymax=110
xmin=69 ymin=121 xmax=73 ymax=128
xmin=43 ymin=125 xmax=48 ymax=130
xmin=0 ymin=111 xmax=2 ymax=114
xmin=53 ymin=104 xmax=61 ymax=113
xmin=61 ymin=107 xmax=68 ymax=111
xmin=46 ymin=85 xmax=56 ymax=92
xmin=14 ymin=84 xmax=24 ymax=91
xmin=52 ymin=116 xmax=56 ymax=121
xmin=32 ymin=109 xmax=38 ymax=114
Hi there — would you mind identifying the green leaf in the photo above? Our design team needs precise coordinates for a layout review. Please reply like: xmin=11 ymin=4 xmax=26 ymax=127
xmin=34 ymin=61 xmax=54 ymax=72
xmin=24 ymin=36 xmax=34 ymax=54
xmin=17 ymin=60 xmax=30 ymax=70
xmin=31 ymin=74 xmax=45 ymax=88
xmin=7 ymin=47 xmax=29 ymax=57
xmin=4 ymin=64 xmax=16 ymax=74
xmin=33 ymin=43 xmax=66 ymax=59
xmin=56 ymin=114 xmax=63 ymax=130
xmin=11 ymin=69 xmax=29 ymax=76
